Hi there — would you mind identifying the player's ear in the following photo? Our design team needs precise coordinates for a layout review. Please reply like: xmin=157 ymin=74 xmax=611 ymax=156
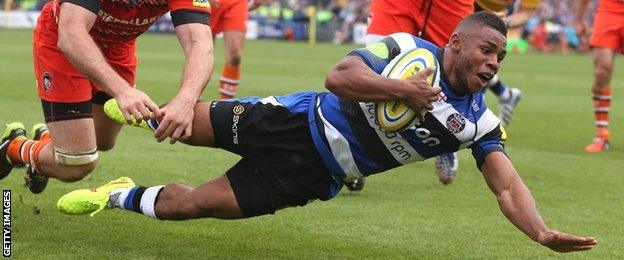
xmin=449 ymin=33 xmax=461 ymax=53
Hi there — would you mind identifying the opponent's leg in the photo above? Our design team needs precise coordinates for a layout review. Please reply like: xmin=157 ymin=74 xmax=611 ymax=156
xmin=4 ymin=116 xmax=98 ymax=186
xmin=0 ymin=123 xmax=28 ymax=180
xmin=218 ymin=31 xmax=245 ymax=99
xmin=24 ymin=123 xmax=51 ymax=194
xmin=585 ymin=47 xmax=615 ymax=152
xmin=34 ymin=118 xmax=98 ymax=182
xmin=93 ymin=103 xmax=123 ymax=151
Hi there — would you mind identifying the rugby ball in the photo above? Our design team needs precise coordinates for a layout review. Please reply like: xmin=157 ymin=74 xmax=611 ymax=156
xmin=375 ymin=48 xmax=440 ymax=132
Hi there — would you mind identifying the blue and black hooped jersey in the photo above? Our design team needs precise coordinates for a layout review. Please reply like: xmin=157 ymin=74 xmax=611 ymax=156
xmin=233 ymin=33 xmax=506 ymax=190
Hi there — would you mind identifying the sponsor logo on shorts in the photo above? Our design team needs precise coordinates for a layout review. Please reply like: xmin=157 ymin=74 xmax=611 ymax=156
xmin=233 ymin=105 xmax=245 ymax=115
xmin=192 ymin=0 xmax=210 ymax=8
xmin=231 ymin=105 xmax=244 ymax=145
xmin=43 ymin=72 xmax=52 ymax=92
xmin=446 ymin=113 xmax=466 ymax=133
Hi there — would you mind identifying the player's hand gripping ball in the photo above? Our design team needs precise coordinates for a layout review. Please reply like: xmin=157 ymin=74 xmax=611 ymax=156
xmin=375 ymin=48 xmax=440 ymax=132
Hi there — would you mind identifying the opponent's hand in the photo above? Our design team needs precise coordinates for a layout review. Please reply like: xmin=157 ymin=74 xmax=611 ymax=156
xmin=400 ymin=66 xmax=442 ymax=122
xmin=115 ymin=88 xmax=161 ymax=124
xmin=154 ymin=95 xmax=195 ymax=144
xmin=538 ymin=230 xmax=597 ymax=253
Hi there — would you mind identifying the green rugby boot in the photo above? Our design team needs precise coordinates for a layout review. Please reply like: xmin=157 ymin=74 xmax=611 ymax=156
xmin=1 ymin=122 xmax=27 ymax=180
xmin=103 ymin=99 xmax=157 ymax=131
xmin=57 ymin=177 xmax=136 ymax=217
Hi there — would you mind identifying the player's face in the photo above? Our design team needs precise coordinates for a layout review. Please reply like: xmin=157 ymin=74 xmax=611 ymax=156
xmin=455 ymin=28 xmax=507 ymax=94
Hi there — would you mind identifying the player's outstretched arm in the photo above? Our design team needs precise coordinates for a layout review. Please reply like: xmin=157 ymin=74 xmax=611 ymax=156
xmin=325 ymin=56 xmax=440 ymax=120
xmin=156 ymin=22 xmax=214 ymax=144
xmin=480 ymin=152 xmax=597 ymax=253
xmin=57 ymin=2 xmax=161 ymax=122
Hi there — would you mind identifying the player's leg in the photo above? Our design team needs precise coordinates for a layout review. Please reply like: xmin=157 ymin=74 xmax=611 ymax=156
xmin=5 ymin=115 xmax=99 ymax=183
xmin=584 ymin=10 xmax=621 ymax=152
xmin=58 ymin=95 xmax=339 ymax=219
xmin=585 ymin=47 xmax=615 ymax=152
xmin=5 ymin=38 xmax=100 ymax=193
xmin=150 ymin=175 xmax=242 ymax=219
xmin=92 ymin=93 xmax=123 ymax=152
xmin=218 ymin=31 xmax=245 ymax=99
xmin=217 ymin=0 xmax=248 ymax=99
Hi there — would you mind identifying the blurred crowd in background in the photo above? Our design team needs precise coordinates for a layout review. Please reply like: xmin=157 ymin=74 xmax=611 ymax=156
xmin=0 ymin=0 xmax=599 ymax=54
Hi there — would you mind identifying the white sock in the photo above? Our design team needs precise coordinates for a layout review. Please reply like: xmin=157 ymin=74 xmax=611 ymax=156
xmin=140 ymin=186 xmax=165 ymax=219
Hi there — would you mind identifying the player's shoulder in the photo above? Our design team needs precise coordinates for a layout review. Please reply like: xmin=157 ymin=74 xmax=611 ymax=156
xmin=382 ymin=33 xmax=438 ymax=52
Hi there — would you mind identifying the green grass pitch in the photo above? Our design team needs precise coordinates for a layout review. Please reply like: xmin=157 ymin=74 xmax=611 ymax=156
xmin=1 ymin=29 xmax=623 ymax=258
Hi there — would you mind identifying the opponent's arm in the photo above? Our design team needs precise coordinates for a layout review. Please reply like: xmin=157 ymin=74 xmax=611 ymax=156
xmin=155 ymin=15 xmax=213 ymax=144
xmin=57 ymin=2 xmax=161 ymax=122
xmin=325 ymin=56 xmax=440 ymax=121
xmin=575 ymin=0 xmax=591 ymax=35
xmin=480 ymin=152 xmax=597 ymax=252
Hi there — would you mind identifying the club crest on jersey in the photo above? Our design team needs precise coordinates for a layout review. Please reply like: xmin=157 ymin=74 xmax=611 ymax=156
xmin=446 ymin=113 xmax=466 ymax=133
xmin=193 ymin=0 xmax=210 ymax=7
xmin=43 ymin=72 xmax=53 ymax=92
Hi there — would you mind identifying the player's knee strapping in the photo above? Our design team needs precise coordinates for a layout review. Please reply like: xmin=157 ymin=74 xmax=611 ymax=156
xmin=54 ymin=147 xmax=98 ymax=166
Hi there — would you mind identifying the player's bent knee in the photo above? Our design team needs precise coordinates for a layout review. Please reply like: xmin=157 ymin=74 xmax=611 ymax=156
xmin=57 ymin=161 xmax=97 ymax=182
xmin=228 ymin=53 xmax=242 ymax=67
xmin=54 ymin=147 xmax=98 ymax=166
xmin=54 ymin=147 xmax=99 ymax=181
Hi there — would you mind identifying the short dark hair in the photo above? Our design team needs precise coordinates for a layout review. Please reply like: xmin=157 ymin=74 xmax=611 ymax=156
xmin=455 ymin=11 xmax=507 ymax=37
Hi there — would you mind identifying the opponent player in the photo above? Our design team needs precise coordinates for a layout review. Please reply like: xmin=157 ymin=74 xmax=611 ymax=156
xmin=0 ymin=0 xmax=214 ymax=193
xmin=57 ymin=12 xmax=597 ymax=252
xmin=210 ymin=0 xmax=259 ymax=99
xmin=576 ymin=0 xmax=624 ymax=152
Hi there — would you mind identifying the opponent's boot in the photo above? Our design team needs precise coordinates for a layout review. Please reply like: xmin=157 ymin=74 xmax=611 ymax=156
xmin=103 ymin=99 xmax=158 ymax=131
xmin=0 ymin=122 xmax=27 ymax=180
xmin=25 ymin=123 xmax=50 ymax=194
xmin=584 ymin=128 xmax=610 ymax=153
